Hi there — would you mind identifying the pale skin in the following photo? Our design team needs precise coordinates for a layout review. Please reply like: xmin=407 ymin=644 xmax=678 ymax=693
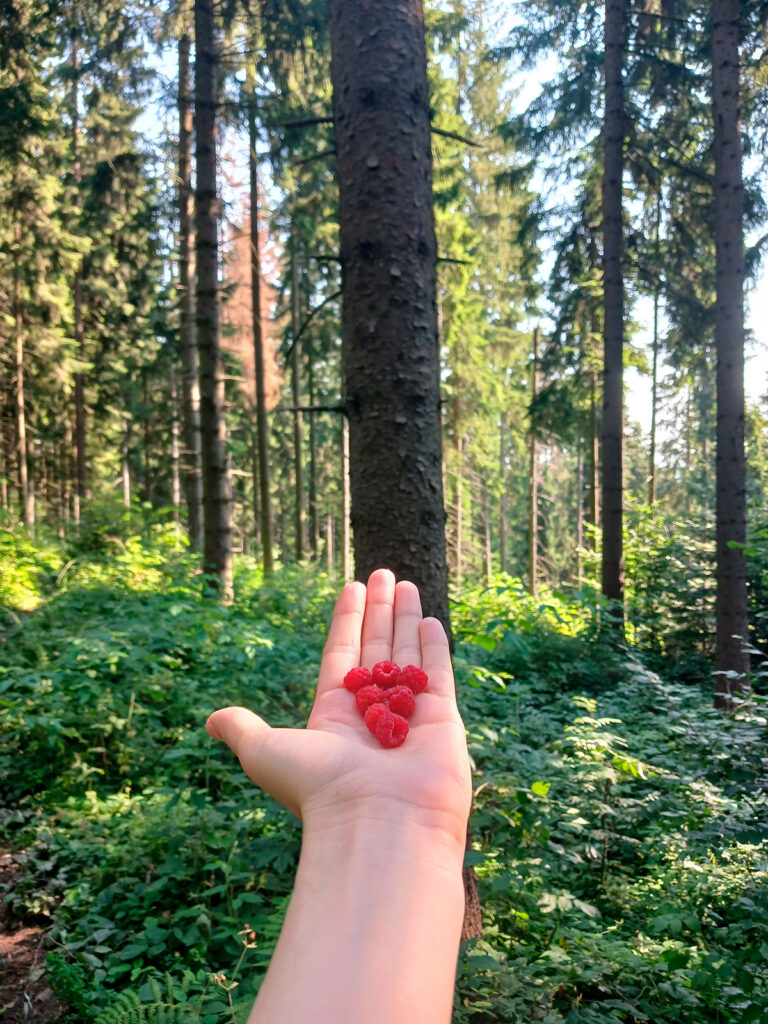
xmin=206 ymin=568 xmax=472 ymax=1024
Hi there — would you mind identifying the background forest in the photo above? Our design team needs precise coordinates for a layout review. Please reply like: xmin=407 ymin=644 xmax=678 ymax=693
xmin=1 ymin=0 xmax=767 ymax=1021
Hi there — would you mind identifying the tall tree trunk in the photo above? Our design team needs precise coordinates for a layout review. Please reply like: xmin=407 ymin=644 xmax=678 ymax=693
xmin=290 ymin=233 xmax=306 ymax=561
xmin=648 ymin=193 xmax=661 ymax=507
xmin=482 ymin=481 xmax=491 ymax=584
xmin=178 ymin=28 xmax=204 ymax=549
xmin=601 ymin=0 xmax=625 ymax=611
xmin=70 ymin=43 xmax=87 ymax=514
xmin=499 ymin=417 xmax=507 ymax=574
xmin=326 ymin=512 xmax=335 ymax=579
xmin=247 ymin=60 xmax=274 ymax=574
xmin=342 ymin=414 xmax=351 ymax=583
xmin=329 ymin=0 xmax=478 ymax=943
xmin=308 ymin=355 xmax=319 ymax=556
xmin=122 ymin=423 xmax=131 ymax=509
xmin=171 ymin=369 xmax=181 ymax=518
xmin=195 ymin=0 xmax=233 ymax=598
xmin=328 ymin=0 xmax=449 ymax=626
xmin=712 ymin=0 xmax=749 ymax=702
xmin=455 ymin=435 xmax=463 ymax=588
xmin=528 ymin=327 xmax=539 ymax=597
xmin=577 ymin=439 xmax=584 ymax=583
xmin=13 ymin=197 xmax=33 ymax=531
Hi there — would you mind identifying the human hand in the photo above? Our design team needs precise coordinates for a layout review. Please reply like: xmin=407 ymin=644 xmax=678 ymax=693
xmin=206 ymin=568 xmax=471 ymax=849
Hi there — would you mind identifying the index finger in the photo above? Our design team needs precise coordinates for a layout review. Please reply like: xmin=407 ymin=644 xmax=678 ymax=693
xmin=316 ymin=580 xmax=366 ymax=699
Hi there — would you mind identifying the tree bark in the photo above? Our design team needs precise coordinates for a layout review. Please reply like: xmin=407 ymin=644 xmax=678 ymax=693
xmin=648 ymin=193 xmax=661 ymax=507
xmin=195 ymin=0 xmax=233 ymax=598
xmin=308 ymin=355 xmax=319 ymax=556
xmin=178 ymin=28 xmax=204 ymax=549
xmin=247 ymin=64 xmax=274 ymax=573
xmin=577 ymin=439 xmax=584 ymax=583
xmin=328 ymin=0 xmax=449 ymax=626
xmin=499 ymin=417 xmax=507 ymax=574
xmin=712 ymin=0 xmax=749 ymax=702
xmin=171 ymin=369 xmax=181 ymax=518
xmin=528 ymin=327 xmax=539 ymax=598
xmin=601 ymin=0 xmax=625 ymax=612
xmin=290 ymin=232 xmax=306 ymax=562
xmin=342 ymin=414 xmax=351 ymax=583
xmin=13 ymin=196 xmax=33 ymax=532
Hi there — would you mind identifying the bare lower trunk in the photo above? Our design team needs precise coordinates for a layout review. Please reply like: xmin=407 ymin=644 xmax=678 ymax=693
xmin=482 ymin=482 xmax=491 ymax=584
xmin=171 ymin=369 xmax=181 ymax=517
xmin=455 ymin=436 xmax=463 ymax=588
xmin=712 ymin=0 xmax=749 ymax=701
xmin=499 ymin=417 xmax=507 ymax=574
xmin=247 ymin=61 xmax=273 ymax=573
xmin=308 ymin=358 xmax=319 ymax=555
xmin=528 ymin=328 xmax=539 ymax=597
xmin=195 ymin=0 xmax=233 ymax=598
xmin=601 ymin=0 xmax=625 ymax=611
xmin=329 ymin=0 xmax=449 ymax=625
xmin=577 ymin=440 xmax=584 ymax=583
xmin=326 ymin=512 xmax=335 ymax=578
xmin=13 ymin=205 xmax=33 ymax=532
xmin=342 ymin=415 xmax=351 ymax=583
xmin=290 ymin=236 xmax=306 ymax=561
xmin=648 ymin=194 xmax=661 ymax=507
xmin=122 ymin=420 xmax=131 ymax=509
xmin=178 ymin=29 xmax=204 ymax=549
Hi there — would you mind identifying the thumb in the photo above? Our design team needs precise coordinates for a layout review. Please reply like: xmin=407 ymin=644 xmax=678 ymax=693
xmin=206 ymin=706 xmax=302 ymax=818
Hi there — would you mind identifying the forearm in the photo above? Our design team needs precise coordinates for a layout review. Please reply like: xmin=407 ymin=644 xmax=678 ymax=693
xmin=249 ymin=805 xmax=466 ymax=1024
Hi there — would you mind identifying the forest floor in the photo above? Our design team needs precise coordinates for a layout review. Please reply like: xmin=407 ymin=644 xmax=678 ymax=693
xmin=1 ymin=528 xmax=767 ymax=1022
xmin=0 ymin=851 xmax=60 ymax=1023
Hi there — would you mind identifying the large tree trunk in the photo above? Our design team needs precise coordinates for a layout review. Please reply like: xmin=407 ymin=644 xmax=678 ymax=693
xmin=528 ymin=327 xmax=539 ymax=597
xmin=247 ymin=66 xmax=274 ymax=573
xmin=601 ymin=0 xmax=625 ymax=611
xmin=195 ymin=0 xmax=233 ymax=597
xmin=328 ymin=0 xmax=449 ymax=626
xmin=178 ymin=28 xmax=204 ymax=550
xmin=712 ymin=0 xmax=749 ymax=703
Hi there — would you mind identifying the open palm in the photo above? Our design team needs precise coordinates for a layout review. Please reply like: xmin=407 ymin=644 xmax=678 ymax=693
xmin=206 ymin=569 xmax=471 ymax=846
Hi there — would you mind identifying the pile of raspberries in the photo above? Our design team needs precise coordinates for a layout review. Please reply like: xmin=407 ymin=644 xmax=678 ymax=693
xmin=343 ymin=660 xmax=428 ymax=748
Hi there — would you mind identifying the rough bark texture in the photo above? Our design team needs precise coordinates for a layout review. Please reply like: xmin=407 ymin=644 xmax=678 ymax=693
xmin=328 ymin=0 xmax=449 ymax=626
xmin=601 ymin=0 xmax=625 ymax=610
xmin=247 ymin=74 xmax=274 ymax=573
xmin=178 ymin=30 xmax=204 ymax=550
xmin=712 ymin=0 xmax=749 ymax=702
xmin=194 ymin=0 xmax=233 ymax=597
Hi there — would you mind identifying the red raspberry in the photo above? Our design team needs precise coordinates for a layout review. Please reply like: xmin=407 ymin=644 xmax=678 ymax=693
xmin=374 ymin=711 xmax=409 ymax=748
xmin=364 ymin=702 xmax=389 ymax=734
xmin=355 ymin=684 xmax=384 ymax=714
xmin=343 ymin=666 xmax=372 ymax=692
xmin=385 ymin=684 xmax=416 ymax=718
xmin=371 ymin=660 xmax=401 ymax=689
xmin=398 ymin=664 xmax=428 ymax=694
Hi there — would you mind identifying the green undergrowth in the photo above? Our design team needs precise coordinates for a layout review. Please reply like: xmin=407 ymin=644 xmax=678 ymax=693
xmin=1 ymin=531 xmax=767 ymax=1022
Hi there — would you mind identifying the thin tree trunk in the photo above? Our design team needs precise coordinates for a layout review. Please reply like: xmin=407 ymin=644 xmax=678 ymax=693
xmin=326 ymin=512 xmax=335 ymax=579
xmin=601 ymin=0 xmax=625 ymax=611
xmin=328 ymin=0 xmax=449 ymax=626
xmin=499 ymin=417 xmax=507 ymax=574
xmin=290 ymin=233 xmax=306 ymax=561
xmin=308 ymin=355 xmax=319 ymax=556
xmin=455 ymin=435 xmax=463 ymax=588
xmin=247 ymin=60 xmax=274 ymax=574
xmin=70 ymin=43 xmax=87 ymax=513
xmin=648 ymin=193 xmax=661 ymax=507
xmin=528 ymin=327 xmax=539 ymax=597
xmin=122 ymin=420 xmax=131 ymax=509
xmin=178 ymin=28 xmax=204 ymax=549
xmin=171 ymin=369 xmax=181 ymax=518
xmin=1 ymin=410 xmax=9 ymax=511
xmin=712 ymin=0 xmax=749 ymax=701
xmin=195 ymin=0 xmax=233 ymax=598
xmin=13 ymin=197 xmax=33 ymax=532
xmin=482 ymin=481 xmax=491 ymax=584
xmin=342 ymin=414 xmax=351 ymax=583
xmin=577 ymin=439 xmax=584 ymax=583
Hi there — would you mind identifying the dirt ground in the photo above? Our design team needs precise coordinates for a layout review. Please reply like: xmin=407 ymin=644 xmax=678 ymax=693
xmin=0 ymin=851 xmax=61 ymax=1023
